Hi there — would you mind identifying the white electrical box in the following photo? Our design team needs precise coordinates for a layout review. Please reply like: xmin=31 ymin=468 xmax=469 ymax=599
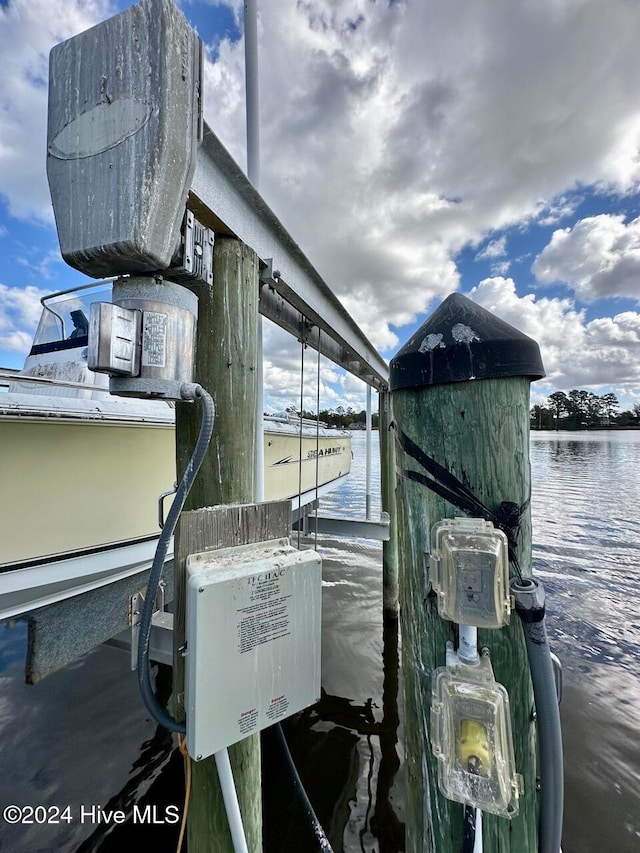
xmin=185 ymin=538 xmax=322 ymax=761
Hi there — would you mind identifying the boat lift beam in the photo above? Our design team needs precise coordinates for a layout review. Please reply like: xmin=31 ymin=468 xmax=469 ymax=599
xmin=189 ymin=126 xmax=389 ymax=391
xmin=294 ymin=512 xmax=390 ymax=542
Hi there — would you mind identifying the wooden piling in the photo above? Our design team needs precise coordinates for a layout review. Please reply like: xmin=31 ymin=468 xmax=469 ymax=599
xmin=379 ymin=390 xmax=399 ymax=616
xmin=174 ymin=236 xmax=262 ymax=852
xmin=390 ymin=294 xmax=545 ymax=853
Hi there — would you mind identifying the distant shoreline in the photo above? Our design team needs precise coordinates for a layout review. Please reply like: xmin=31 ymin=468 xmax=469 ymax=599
xmin=530 ymin=425 xmax=640 ymax=431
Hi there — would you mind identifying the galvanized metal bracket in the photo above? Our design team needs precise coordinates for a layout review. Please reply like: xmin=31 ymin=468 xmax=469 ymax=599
xmin=166 ymin=210 xmax=215 ymax=286
xmin=294 ymin=511 xmax=391 ymax=541
xmin=129 ymin=580 xmax=167 ymax=671
xmin=259 ymin=258 xmax=281 ymax=286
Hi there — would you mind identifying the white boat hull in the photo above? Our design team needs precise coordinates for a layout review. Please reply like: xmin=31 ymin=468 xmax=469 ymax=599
xmin=0 ymin=408 xmax=351 ymax=570
xmin=264 ymin=425 xmax=350 ymax=504
xmin=0 ymin=282 xmax=352 ymax=619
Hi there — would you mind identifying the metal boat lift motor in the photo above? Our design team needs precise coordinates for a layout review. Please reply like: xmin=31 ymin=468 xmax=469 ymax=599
xmin=88 ymin=275 xmax=198 ymax=401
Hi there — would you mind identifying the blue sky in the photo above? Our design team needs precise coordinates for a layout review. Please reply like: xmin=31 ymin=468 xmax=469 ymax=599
xmin=1 ymin=0 xmax=640 ymax=413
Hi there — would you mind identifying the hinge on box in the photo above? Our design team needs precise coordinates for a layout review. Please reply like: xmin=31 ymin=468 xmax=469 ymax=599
xmin=164 ymin=210 xmax=214 ymax=286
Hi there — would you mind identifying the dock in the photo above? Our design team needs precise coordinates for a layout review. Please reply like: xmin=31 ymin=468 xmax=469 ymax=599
xmin=0 ymin=1 xmax=563 ymax=851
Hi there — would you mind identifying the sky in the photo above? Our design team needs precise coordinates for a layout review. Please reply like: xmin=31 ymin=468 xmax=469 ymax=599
xmin=1 ymin=0 xmax=640 ymax=414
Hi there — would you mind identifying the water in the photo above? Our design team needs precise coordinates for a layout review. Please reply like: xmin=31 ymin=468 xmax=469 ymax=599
xmin=529 ymin=431 xmax=640 ymax=853
xmin=1 ymin=430 xmax=639 ymax=851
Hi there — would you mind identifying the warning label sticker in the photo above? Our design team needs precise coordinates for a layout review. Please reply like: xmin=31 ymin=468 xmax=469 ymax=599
xmin=236 ymin=573 xmax=292 ymax=654
xmin=141 ymin=312 xmax=168 ymax=368
xmin=266 ymin=695 xmax=290 ymax=721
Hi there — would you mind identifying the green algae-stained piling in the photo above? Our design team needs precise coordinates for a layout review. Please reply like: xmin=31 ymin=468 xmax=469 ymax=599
xmin=390 ymin=293 xmax=545 ymax=853
xmin=174 ymin=236 xmax=262 ymax=853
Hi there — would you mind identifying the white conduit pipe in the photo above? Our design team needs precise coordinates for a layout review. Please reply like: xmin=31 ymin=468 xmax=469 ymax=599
xmin=215 ymin=748 xmax=249 ymax=853
xmin=458 ymin=623 xmax=483 ymax=853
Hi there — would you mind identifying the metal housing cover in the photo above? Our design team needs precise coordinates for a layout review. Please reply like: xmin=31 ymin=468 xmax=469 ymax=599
xmin=47 ymin=0 xmax=203 ymax=277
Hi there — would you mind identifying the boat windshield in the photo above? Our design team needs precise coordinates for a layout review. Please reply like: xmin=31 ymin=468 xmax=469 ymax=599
xmin=30 ymin=283 xmax=113 ymax=355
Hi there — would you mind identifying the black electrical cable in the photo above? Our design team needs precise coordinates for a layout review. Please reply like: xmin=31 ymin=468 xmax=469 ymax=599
xmin=462 ymin=805 xmax=476 ymax=853
xmin=272 ymin=723 xmax=334 ymax=853
xmin=137 ymin=383 xmax=215 ymax=733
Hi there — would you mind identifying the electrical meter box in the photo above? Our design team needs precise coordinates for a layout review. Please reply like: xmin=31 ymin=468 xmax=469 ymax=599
xmin=185 ymin=539 xmax=322 ymax=761
xmin=430 ymin=654 xmax=523 ymax=818
xmin=430 ymin=518 xmax=511 ymax=628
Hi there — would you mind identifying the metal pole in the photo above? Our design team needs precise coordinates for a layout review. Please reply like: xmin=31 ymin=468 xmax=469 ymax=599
xmin=366 ymin=383 xmax=372 ymax=520
xmin=244 ymin=0 xmax=260 ymax=189
xmin=244 ymin=0 xmax=264 ymax=501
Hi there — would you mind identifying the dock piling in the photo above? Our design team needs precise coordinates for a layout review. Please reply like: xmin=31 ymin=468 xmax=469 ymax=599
xmin=174 ymin=236 xmax=262 ymax=852
xmin=390 ymin=293 xmax=545 ymax=852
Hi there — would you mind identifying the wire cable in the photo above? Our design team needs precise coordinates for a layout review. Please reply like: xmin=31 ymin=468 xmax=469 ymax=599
xmin=273 ymin=723 xmax=334 ymax=852
xmin=462 ymin=804 xmax=476 ymax=853
xmin=297 ymin=323 xmax=305 ymax=549
xmin=393 ymin=423 xmax=527 ymax=582
xmin=137 ymin=383 xmax=215 ymax=733
xmin=314 ymin=330 xmax=321 ymax=551
xmin=176 ymin=733 xmax=192 ymax=853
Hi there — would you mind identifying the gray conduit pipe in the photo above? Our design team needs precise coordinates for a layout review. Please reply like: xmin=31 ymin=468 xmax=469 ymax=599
xmin=511 ymin=577 xmax=564 ymax=853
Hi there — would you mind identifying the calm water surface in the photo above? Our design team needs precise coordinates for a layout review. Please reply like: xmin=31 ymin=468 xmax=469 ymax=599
xmin=0 ymin=430 xmax=639 ymax=851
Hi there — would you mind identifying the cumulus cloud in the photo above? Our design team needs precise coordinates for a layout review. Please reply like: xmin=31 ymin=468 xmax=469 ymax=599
xmin=16 ymin=248 xmax=65 ymax=281
xmin=535 ymin=195 xmax=582 ymax=227
xmin=2 ymin=0 xmax=640 ymax=396
xmin=468 ymin=277 xmax=640 ymax=399
xmin=200 ymin=0 xmax=640 ymax=343
xmin=261 ymin=319 xmax=366 ymax=412
xmin=0 ymin=0 xmax=114 ymax=223
xmin=490 ymin=259 xmax=511 ymax=276
xmin=476 ymin=236 xmax=507 ymax=261
xmin=0 ymin=283 xmax=49 ymax=354
xmin=533 ymin=214 xmax=640 ymax=300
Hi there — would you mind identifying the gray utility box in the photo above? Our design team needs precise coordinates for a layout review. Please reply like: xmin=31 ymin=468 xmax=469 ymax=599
xmin=47 ymin=0 xmax=202 ymax=278
xmin=185 ymin=539 xmax=322 ymax=761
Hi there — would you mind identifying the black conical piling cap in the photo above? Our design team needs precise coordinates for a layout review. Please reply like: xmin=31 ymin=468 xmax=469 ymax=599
xmin=390 ymin=293 xmax=545 ymax=391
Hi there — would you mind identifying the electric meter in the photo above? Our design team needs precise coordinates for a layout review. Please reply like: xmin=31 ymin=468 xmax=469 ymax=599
xmin=430 ymin=517 xmax=510 ymax=628
xmin=430 ymin=652 xmax=522 ymax=818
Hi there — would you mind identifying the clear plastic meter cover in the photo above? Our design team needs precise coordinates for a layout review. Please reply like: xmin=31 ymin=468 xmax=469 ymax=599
xmin=430 ymin=517 xmax=511 ymax=628
xmin=430 ymin=654 xmax=523 ymax=818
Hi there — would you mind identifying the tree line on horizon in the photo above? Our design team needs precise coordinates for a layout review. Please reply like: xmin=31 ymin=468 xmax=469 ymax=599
xmin=531 ymin=390 xmax=640 ymax=429
xmin=270 ymin=405 xmax=380 ymax=430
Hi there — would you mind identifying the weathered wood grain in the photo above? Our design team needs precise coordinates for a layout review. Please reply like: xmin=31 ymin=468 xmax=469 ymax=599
xmin=393 ymin=377 xmax=537 ymax=853
xmin=174 ymin=236 xmax=265 ymax=852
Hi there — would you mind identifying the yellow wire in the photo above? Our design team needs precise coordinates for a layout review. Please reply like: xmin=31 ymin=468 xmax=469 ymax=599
xmin=176 ymin=734 xmax=192 ymax=853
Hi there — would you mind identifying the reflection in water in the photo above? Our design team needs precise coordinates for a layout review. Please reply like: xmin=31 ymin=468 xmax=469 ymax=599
xmin=268 ymin=534 xmax=405 ymax=853
xmin=0 ymin=623 xmax=179 ymax=852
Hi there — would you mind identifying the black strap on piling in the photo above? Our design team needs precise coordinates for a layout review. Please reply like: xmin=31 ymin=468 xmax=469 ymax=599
xmin=392 ymin=423 xmax=529 ymax=578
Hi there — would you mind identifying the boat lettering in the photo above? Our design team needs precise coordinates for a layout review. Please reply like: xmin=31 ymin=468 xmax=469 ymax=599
xmin=307 ymin=446 xmax=343 ymax=459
